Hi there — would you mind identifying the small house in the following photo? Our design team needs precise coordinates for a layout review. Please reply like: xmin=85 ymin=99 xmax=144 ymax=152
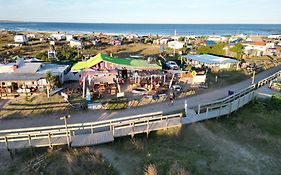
xmin=66 ymin=35 xmax=73 ymax=41
xmin=14 ymin=34 xmax=28 ymax=43
xmin=168 ymin=41 xmax=185 ymax=49
xmin=51 ymin=33 xmax=66 ymax=41
xmin=70 ymin=39 xmax=83 ymax=48
xmin=0 ymin=60 xmax=70 ymax=98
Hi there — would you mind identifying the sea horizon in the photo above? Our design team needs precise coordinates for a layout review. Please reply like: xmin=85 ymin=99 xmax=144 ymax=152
xmin=1 ymin=21 xmax=281 ymax=36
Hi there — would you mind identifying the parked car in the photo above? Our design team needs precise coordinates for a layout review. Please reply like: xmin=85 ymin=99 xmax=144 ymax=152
xmin=166 ymin=61 xmax=179 ymax=70
xmin=172 ymin=85 xmax=182 ymax=92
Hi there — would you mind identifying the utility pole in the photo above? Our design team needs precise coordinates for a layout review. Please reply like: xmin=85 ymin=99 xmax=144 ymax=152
xmin=82 ymin=76 xmax=86 ymax=98
xmin=60 ymin=115 xmax=71 ymax=147
xmin=252 ymin=71 xmax=256 ymax=85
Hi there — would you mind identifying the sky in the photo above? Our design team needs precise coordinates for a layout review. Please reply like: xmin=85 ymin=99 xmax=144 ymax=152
xmin=0 ymin=0 xmax=280 ymax=24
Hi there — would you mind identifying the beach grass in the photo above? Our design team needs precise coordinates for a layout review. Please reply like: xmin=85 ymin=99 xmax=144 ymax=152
xmin=96 ymin=99 xmax=281 ymax=175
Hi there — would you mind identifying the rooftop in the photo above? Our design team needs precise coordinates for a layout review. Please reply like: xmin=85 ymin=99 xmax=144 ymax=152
xmin=0 ymin=73 xmax=44 ymax=81
xmin=37 ymin=64 xmax=70 ymax=75
xmin=182 ymin=54 xmax=239 ymax=64
xmin=14 ymin=63 xmax=42 ymax=74
xmin=71 ymin=53 xmax=161 ymax=71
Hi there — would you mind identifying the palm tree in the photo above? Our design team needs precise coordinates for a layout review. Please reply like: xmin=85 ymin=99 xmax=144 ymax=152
xmin=45 ymin=71 xmax=59 ymax=97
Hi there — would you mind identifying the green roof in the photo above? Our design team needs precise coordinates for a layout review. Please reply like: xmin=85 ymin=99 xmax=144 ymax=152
xmin=71 ymin=53 xmax=161 ymax=71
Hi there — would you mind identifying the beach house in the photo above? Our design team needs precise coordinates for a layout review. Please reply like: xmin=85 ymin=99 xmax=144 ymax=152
xmin=70 ymin=39 xmax=83 ymax=48
xmin=51 ymin=33 xmax=66 ymax=41
xmin=0 ymin=58 xmax=70 ymax=98
xmin=14 ymin=34 xmax=28 ymax=43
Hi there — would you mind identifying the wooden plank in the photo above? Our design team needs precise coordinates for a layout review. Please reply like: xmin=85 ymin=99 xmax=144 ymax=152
xmin=71 ymin=131 xmax=114 ymax=147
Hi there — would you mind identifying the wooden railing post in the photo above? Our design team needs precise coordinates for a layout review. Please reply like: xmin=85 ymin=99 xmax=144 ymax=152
xmin=198 ymin=104 xmax=201 ymax=114
xmin=91 ymin=124 xmax=94 ymax=134
xmin=48 ymin=133 xmax=52 ymax=148
xmin=218 ymin=105 xmax=222 ymax=119
xmin=28 ymin=135 xmax=32 ymax=147
xmin=227 ymin=102 xmax=232 ymax=117
xmin=165 ymin=116 xmax=168 ymax=130
xmin=112 ymin=125 xmax=115 ymax=136
xmin=237 ymin=97 xmax=240 ymax=111
xmin=205 ymin=108 xmax=209 ymax=119
xmin=4 ymin=136 xmax=9 ymax=150
xmin=146 ymin=119 xmax=150 ymax=138
xmin=131 ymin=122 xmax=135 ymax=138
xmin=180 ymin=113 xmax=183 ymax=124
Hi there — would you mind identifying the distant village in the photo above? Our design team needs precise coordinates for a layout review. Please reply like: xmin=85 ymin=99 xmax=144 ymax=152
xmin=0 ymin=30 xmax=280 ymax=109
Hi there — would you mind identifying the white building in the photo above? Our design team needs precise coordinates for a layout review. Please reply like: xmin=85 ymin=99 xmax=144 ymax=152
xmin=268 ymin=35 xmax=281 ymax=39
xmin=26 ymin=34 xmax=36 ymax=40
xmin=14 ymin=35 xmax=28 ymax=43
xmin=51 ymin=33 xmax=66 ymax=41
xmin=244 ymin=44 xmax=267 ymax=56
xmin=66 ymin=35 xmax=73 ymax=41
xmin=70 ymin=39 xmax=82 ymax=48
xmin=207 ymin=35 xmax=228 ymax=43
xmin=153 ymin=38 xmax=170 ymax=45
xmin=168 ymin=41 xmax=185 ymax=49
xmin=244 ymin=42 xmax=275 ymax=57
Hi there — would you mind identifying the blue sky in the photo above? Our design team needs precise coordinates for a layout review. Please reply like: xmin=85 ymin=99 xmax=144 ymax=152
xmin=0 ymin=0 xmax=280 ymax=24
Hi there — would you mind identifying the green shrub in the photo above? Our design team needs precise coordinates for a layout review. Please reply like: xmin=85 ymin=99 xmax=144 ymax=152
xmin=269 ymin=94 xmax=281 ymax=111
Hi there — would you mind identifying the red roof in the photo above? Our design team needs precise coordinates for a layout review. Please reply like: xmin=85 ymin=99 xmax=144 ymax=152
xmin=253 ymin=41 xmax=266 ymax=46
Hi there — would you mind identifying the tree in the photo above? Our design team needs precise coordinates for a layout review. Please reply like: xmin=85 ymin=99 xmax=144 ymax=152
xmin=45 ymin=71 xmax=59 ymax=89
xmin=230 ymin=43 xmax=244 ymax=59
xmin=57 ymin=47 xmax=82 ymax=61
xmin=35 ymin=51 xmax=49 ymax=62
xmin=211 ymin=43 xmax=226 ymax=55
xmin=180 ymin=46 xmax=191 ymax=55
xmin=178 ymin=37 xmax=186 ymax=42
xmin=197 ymin=43 xmax=227 ymax=55
xmin=197 ymin=46 xmax=211 ymax=54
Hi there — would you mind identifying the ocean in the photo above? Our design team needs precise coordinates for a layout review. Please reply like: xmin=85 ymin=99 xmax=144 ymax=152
xmin=0 ymin=22 xmax=281 ymax=36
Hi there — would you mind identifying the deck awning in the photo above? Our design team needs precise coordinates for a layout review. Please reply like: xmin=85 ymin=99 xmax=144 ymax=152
xmin=71 ymin=53 xmax=162 ymax=71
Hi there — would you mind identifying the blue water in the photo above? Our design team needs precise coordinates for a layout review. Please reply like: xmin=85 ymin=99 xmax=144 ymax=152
xmin=1 ymin=22 xmax=281 ymax=36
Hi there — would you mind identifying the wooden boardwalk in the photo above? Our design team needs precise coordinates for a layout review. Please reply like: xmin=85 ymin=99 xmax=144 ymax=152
xmin=184 ymin=69 xmax=281 ymax=124
xmin=0 ymin=112 xmax=183 ymax=149
xmin=71 ymin=131 xmax=114 ymax=147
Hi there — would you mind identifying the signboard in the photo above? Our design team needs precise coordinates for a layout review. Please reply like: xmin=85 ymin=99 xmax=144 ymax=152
xmin=117 ymin=92 xmax=125 ymax=98
xmin=191 ymin=71 xmax=197 ymax=77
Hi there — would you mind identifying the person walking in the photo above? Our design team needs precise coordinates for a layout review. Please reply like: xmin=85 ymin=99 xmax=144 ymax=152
xmin=169 ymin=92 xmax=175 ymax=106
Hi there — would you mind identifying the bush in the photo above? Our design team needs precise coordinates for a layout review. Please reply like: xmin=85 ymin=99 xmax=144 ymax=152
xmin=144 ymin=164 xmax=158 ymax=175
xmin=269 ymin=94 xmax=281 ymax=111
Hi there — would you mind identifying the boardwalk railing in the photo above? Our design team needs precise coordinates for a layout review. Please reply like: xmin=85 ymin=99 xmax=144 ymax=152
xmin=0 ymin=111 xmax=183 ymax=149
xmin=184 ymin=69 xmax=281 ymax=124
